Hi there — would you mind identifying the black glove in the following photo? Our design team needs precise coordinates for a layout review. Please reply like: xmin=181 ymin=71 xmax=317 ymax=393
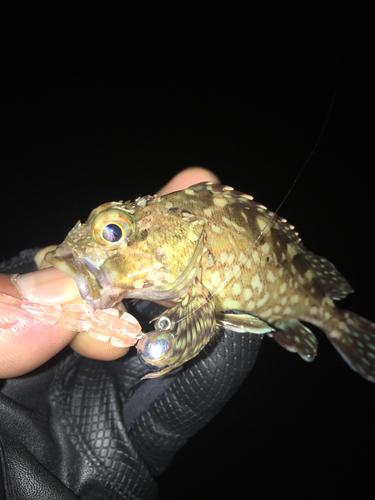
xmin=0 ymin=249 xmax=262 ymax=500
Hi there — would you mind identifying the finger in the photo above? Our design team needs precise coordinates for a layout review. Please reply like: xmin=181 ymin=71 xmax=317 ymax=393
xmin=0 ymin=290 xmax=78 ymax=378
xmin=0 ymin=270 xmax=82 ymax=377
xmin=14 ymin=267 xmax=80 ymax=303
xmin=157 ymin=167 xmax=220 ymax=196
xmin=70 ymin=331 xmax=129 ymax=360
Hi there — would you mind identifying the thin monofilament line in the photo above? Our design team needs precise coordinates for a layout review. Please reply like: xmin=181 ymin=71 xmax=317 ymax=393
xmin=273 ymin=87 xmax=337 ymax=219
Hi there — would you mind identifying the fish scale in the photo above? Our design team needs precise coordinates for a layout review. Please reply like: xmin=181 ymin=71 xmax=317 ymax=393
xmin=46 ymin=182 xmax=375 ymax=381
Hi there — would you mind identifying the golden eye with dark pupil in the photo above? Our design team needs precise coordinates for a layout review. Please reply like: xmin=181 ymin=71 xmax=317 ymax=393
xmin=102 ymin=223 xmax=123 ymax=242
xmin=91 ymin=207 xmax=133 ymax=246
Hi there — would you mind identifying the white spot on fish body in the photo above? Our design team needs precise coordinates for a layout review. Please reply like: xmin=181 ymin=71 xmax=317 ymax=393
xmin=211 ymin=270 xmax=222 ymax=287
xmin=233 ymin=221 xmax=247 ymax=233
xmin=231 ymin=282 xmax=242 ymax=296
xmin=298 ymin=275 xmax=305 ymax=285
xmin=188 ymin=232 xmax=200 ymax=242
xmin=228 ymin=234 xmax=236 ymax=247
xmin=267 ymin=270 xmax=275 ymax=283
xmin=330 ymin=330 xmax=342 ymax=339
xmin=251 ymin=274 xmax=263 ymax=292
xmin=220 ymin=252 xmax=228 ymax=264
xmin=211 ymin=223 xmax=221 ymax=234
xmin=133 ymin=279 xmax=144 ymax=289
xmin=204 ymin=207 xmax=214 ymax=217
xmin=214 ymin=197 xmax=228 ymax=208
xmin=252 ymin=251 xmax=260 ymax=263
xmin=222 ymin=298 xmax=241 ymax=310
xmin=324 ymin=297 xmax=334 ymax=307
xmin=290 ymin=294 xmax=300 ymax=304
xmin=287 ymin=244 xmax=298 ymax=257
xmin=228 ymin=253 xmax=235 ymax=265
xmin=256 ymin=293 xmax=270 ymax=308
xmin=238 ymin=251 xmax=246 ymax=261
xmin=256 ymin=217 xmax=267 ymax=231
xmin=261 ymin=308 xmax=273 ymax=318
xmin=339 ymin=322 xmax=351 ymax=334
xmin=261 ymin=243 xmax=270 ymax=254
xmin=305 ymin=270 xmax=313 ymax=281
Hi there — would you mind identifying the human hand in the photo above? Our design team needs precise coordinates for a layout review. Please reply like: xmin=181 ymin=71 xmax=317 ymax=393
xmin=0 ymin=167 xmax=219 ymax=378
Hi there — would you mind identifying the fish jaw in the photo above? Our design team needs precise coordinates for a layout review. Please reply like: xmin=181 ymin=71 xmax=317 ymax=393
xmin=45 ymin=244 xmax=126 ymax=310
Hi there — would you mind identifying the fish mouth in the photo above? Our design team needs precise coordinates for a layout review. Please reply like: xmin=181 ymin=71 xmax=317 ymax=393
xmin=45 ymin=245 xmax=124 ymax=311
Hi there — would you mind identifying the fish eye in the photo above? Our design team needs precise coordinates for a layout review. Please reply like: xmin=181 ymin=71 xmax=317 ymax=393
xmin=91 ymin=208 xmax=133 ymax=246
xmin=102 ymin=223 xmax=123 ymax=242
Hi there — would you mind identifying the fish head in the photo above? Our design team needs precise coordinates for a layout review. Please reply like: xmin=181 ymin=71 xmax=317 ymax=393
xmin=46 ymin=201 xmax=135 ymax=310
xmin=45 ymin=196 xmax=205 ymax=310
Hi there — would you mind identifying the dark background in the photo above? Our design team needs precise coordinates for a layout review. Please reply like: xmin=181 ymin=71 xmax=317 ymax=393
xmin=2 ymin=2 xmax=374 ymax=499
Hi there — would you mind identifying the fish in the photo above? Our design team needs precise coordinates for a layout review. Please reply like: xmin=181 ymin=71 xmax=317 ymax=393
xmin=45 ymin=182 xmax=375 ymax=380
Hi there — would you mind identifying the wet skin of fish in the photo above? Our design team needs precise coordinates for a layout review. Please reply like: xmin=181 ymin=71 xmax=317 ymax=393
xmin=46 ymin=182 xmax=375 ymax=380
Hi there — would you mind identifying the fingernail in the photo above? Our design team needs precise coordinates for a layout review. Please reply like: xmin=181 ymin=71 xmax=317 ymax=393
xmin=0 ymin=274 xmax=24 ymax=297
xmin=15 ymin=267 xmax=80 ymax=304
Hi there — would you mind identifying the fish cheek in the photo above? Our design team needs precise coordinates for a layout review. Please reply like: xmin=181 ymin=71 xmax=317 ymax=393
xmin=105 ymin=249 xmax=156 ymax=289
xmin=100 ymin=253 xmax=133 ymax=288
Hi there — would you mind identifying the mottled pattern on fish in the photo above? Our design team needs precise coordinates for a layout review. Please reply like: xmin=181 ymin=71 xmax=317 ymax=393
xmin=46 ymin=182 xmax=375 ymax=381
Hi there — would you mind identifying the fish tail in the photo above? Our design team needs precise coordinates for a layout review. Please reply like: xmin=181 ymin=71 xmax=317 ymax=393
xmin=322 ymin=309 xmax=375 ymax=382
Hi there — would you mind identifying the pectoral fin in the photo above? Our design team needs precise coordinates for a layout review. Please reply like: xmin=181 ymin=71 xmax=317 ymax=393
xmin=137 ymin=277 xmax=216 ymax=378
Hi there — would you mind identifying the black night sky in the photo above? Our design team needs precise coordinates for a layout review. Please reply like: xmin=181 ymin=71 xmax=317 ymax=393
xmin=2 ymin=2 xmax=374 ymax=499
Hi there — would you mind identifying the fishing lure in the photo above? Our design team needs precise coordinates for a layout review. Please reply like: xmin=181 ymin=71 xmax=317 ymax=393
xmin=45 ymin=182 xmax=375 ymax=381
xmin=1 ymin=287 xmax=142 ymax=347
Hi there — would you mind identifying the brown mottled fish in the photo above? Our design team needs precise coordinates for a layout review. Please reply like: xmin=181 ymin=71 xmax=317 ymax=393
xmin=46 ymin=182 xmax=375 ymax=380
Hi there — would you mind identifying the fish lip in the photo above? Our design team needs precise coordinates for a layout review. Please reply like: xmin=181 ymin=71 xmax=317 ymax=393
xmin=45 ymin=245 xmax=119 ymax=310
xmin=45 ymin=245 xmax=83 ymax=281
